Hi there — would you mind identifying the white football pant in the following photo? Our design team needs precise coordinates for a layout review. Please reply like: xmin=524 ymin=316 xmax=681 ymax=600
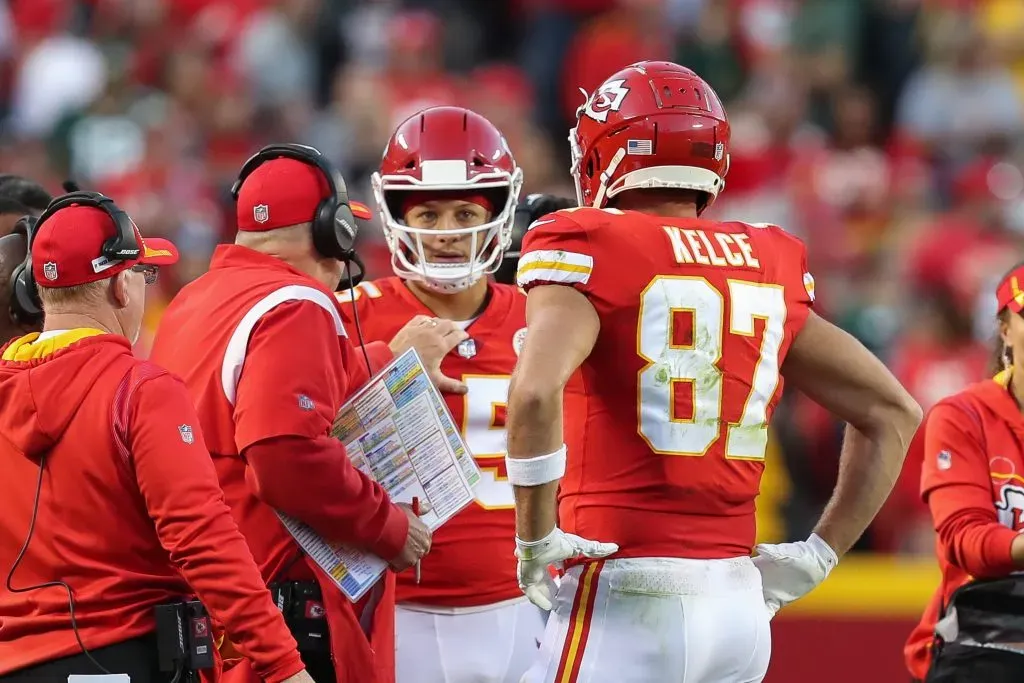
xmin=522 ymin=557 xmax=771 ymax=683
xmin=396 ymin=598 xmax=548 ymax=683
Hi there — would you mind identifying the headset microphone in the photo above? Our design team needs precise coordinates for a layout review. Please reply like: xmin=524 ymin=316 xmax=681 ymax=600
xmin=336 ymin=251 xmax=365 ymax=292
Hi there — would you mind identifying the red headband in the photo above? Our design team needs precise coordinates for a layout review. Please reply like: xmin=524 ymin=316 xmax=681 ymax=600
xmin=399 ymin=191 xmax=495 ymax=218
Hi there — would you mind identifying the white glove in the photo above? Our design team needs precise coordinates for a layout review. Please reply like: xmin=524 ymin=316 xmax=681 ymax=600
xmin=515 ymin=527 xmax=619 ymax=610
xmin=752 ymin=533 xmax=838 ymax=618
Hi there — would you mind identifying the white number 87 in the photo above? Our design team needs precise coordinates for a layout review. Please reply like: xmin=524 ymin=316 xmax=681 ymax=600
xmin=637 ymin=276 xmax=787 ymax=460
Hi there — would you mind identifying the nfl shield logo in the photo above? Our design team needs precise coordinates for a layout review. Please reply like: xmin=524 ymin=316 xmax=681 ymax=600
xmin=253 ymin=204 xmax=270 ymax=224
xmin=457 ymin=338 xmax=477 ymax=359
xmin=178 ymin=424 xmax=195 ymax=445
xmin=298 ymin=394 xmax=315 ymax=411
xmin=43 ymin=262 xmax=58 ymax=281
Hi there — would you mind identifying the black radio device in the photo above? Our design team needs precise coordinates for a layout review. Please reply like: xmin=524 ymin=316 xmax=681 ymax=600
xmin=155 ymin=600 xmax=215 ymax=680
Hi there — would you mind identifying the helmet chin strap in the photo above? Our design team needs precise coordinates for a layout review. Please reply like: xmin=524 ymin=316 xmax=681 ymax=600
xmin=414 ymin=271 xmax=480 ymax=294
xmin=592 ymin=147 xmax=626 ymax=208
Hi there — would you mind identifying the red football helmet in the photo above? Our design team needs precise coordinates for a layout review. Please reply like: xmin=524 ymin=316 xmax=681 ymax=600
xmin=569 ymin=61 xmax=730 ymax=212
xmin=372 ymin=106 xmax=523 ymax=292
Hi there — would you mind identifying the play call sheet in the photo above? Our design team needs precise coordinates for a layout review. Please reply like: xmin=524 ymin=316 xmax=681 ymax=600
xmin=277 ymin=348 xmax=481 ymax=601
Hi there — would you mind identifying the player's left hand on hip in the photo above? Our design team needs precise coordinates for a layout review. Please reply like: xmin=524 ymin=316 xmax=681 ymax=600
xmin=752 ymin=533 xmax=838 ymax=618
xmin=515 ymin=527 xmax=618 ymax=611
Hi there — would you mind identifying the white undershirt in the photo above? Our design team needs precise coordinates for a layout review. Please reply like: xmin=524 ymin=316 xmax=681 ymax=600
xmin=453 ymin=318 xmax=477 ymax=331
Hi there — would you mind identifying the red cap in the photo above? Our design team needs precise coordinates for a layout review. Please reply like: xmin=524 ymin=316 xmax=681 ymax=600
xmin=997 ymin=264 xmax=1024 ymax=314
xmin=236 ymin=158 xmax=372 ymax=232
xmin=32 ymin=205 xmax=178 ymax=288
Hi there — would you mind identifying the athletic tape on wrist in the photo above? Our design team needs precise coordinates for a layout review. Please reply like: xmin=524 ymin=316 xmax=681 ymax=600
xmin=506 ymin=444 xmax=567 ymax=486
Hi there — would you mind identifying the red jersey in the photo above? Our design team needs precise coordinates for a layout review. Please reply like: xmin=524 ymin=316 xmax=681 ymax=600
xmin=337 ymin=277 xmax=525 ymax=607
xmin=905 ymin=375 xmax=1024 ymax=680
xmin=517 ymin=208 xmax=814 ymax=559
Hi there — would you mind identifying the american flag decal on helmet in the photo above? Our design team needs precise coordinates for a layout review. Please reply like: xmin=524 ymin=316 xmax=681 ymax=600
xmin=627 ymin=140 xmax=653 ymax=155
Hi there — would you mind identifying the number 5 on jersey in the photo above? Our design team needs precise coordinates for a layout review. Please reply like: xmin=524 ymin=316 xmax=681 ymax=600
xmin=638 ymin=276 xmax=786 ymax=460
xmin=462 ymin=375 xmax=516 ymax=509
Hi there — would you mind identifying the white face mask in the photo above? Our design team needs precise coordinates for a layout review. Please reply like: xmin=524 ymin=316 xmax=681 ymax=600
xmin=371 ymin=168 xmax=524 ymax=292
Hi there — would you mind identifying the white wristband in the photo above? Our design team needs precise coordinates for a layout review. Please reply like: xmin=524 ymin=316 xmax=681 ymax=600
xmin=506 ymin=444 xmax=567 ymax=486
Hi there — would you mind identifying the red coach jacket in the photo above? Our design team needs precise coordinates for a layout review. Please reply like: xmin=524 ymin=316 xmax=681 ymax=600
xmin=0 ymin=330 xmax=303 ymax=681
xmin=150 ymin=245 xmax=401 ymax=683
xmin=905 ymin=371 xmax=1024 ymax=680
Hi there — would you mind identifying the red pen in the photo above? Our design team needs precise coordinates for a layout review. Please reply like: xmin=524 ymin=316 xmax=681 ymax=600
xmin=411 ymin=497 xmax=421 ymax=584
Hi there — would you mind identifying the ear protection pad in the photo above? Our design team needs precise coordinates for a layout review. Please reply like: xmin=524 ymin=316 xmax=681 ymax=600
xmin=314 ymin=165 xmax=357 ymax=262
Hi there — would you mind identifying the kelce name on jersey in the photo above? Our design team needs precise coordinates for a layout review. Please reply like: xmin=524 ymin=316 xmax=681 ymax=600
xmin=662 ymin=226 xmax=761 ymax=269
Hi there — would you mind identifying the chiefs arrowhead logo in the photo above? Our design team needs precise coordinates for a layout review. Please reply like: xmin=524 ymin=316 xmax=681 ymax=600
xmin=581 ymin=80 xmax=631 ymax=124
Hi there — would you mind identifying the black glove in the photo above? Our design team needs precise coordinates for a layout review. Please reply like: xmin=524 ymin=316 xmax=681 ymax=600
xmin=494 ymin=194 xmax=576 ymax=286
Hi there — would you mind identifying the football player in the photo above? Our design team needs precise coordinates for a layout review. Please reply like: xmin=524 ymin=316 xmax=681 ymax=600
xmin=506 ymin=61 xmax=922 ymax=682
xmin=337 ymin=105 xmax=552 ymax=683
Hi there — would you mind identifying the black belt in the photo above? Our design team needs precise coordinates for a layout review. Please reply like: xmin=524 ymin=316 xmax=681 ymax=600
xmin=270 ymin=580 xmax=329 ymax=654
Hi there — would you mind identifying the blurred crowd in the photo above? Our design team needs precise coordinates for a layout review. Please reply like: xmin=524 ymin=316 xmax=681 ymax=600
xmin=2 ymin=0 xmax=1024 ymax=555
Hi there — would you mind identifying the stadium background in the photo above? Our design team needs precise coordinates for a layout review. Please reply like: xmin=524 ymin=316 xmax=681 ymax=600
xmin=2 ymin=0 xmax=1022 ymax=679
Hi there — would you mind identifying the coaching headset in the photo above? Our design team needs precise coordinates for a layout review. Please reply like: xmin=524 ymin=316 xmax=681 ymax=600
xmin=230 ymin=144 xmax=361 ymax=266
xmin=9 ymin=191 xmax=139 ymax=325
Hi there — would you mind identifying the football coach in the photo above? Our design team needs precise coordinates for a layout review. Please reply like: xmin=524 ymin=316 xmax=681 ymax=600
xmin=0 ymin=193 xmax=315 ymax=683
xmin=150 ymin=144 xmax=467 ymax=683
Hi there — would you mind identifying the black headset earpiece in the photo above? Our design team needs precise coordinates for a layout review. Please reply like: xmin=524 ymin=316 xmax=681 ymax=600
xmin=9 ymin=215 xmax=42 ymax=325
xmin=327 ymin=166 xmax=358 ymax=259
xmin=35 ymin=191 xmax=140 ymax=261
xmin=8 ymin=192 xmax=138 ymax=326
xmin=231 ymin=144 xmax=359 ymax=262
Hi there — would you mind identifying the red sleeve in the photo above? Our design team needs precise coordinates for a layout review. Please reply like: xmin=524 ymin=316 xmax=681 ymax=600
xmin=345 ymin=340 xmax=394 ymax=390
xmin=233 ymin=300 xmax=346 ymax=449
xmin=129 ymin=372 xmax=304 ymax=683
xmin=516 ymin=209 xmax=595 ymax=294
xmin=922 ymin=401 xmax=1017 ymax=578
xmin=233 ymin=300 xmax=408 ymax=560
xmin=759 ymin=224 xmax=813 ymax=337
xmin=243 ymin=435 xmax=408 ymax=561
